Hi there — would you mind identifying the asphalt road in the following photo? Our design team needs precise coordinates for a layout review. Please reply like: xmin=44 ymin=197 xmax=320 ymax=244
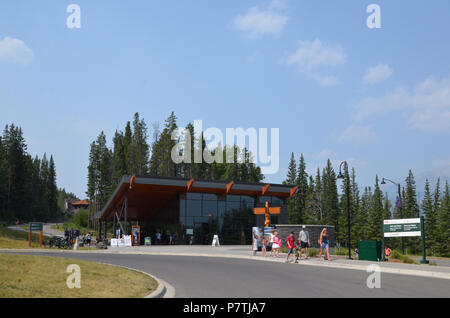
xmin=2 ymin=251 xmax=449 ymax=298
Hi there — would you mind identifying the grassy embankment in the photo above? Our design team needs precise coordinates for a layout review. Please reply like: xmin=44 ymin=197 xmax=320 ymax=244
xmin=0 ymin=226 xmax=49 ymax=249
xmin=0 ymin=254 xmax=157 ymax=297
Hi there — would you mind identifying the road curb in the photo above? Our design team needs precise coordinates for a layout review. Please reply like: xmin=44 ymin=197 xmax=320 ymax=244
xmin=99 ymin=262 xmax=175 ymax=298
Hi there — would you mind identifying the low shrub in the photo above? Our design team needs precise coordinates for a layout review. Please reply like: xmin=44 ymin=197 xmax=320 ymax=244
xmin=307 ymin=248 xmax=318 ymax=257
xmin=335 ymin=247 xmax=348 ymax=256
xmin=389 ymin=250 xmax=418 ymax=264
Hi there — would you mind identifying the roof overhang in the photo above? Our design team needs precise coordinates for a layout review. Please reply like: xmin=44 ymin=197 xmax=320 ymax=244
xmin=96 ymin=175 xmax=296 ymax=221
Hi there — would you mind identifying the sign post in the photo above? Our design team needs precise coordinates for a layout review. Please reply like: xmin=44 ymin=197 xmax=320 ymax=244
xmin=382 ymin=217 xmax=428 ymax=264
xmin=29 ymin=222 xmax=43 ymax=248
xmin=420 ymin=216 xmax=429 ymax=264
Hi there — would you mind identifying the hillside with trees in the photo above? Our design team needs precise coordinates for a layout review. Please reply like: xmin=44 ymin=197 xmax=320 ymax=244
xmin=0 ymin=124 xmax=59 ymax=223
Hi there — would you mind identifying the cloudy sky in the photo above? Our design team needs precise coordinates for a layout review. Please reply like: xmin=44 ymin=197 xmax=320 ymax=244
xmin=1 ymin=0 xmax=449 ymax=199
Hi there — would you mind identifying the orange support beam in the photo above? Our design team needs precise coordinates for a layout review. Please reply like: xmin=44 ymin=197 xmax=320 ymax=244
xmin=261 ymin=184 xmax=270 ymax=196
xmin=129 ymin=175 xmax=136 ymax=190
xmin=187 ymin=179 xmax=194 ymax=192
xmin=289 ymin=186 xmax=298 ymax=197
xmin=226 ymin=181 xmax=234 ymax=194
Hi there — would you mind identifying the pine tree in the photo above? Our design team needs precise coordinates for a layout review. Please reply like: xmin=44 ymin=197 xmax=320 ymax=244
xmin=0 ymin=124 xmax=59 ymax=223
xmin=422 ymin=179 xmax=433 ymax=254
xmin=86 ymin=131 xmax=113 ymax=226
xmin=123 ymin=121 xmax=133 ymax=175
xmin=47 ymin=155 xmax=58 ymax=220
xmin=354 ymin=186 xmax=371 ymax=242
xmin=112 ymin=130 xmax=127 ymax=187
xmin=131 ymin=112 xmax=150 ymax=175
xmin=149 ymin=112 xmax=178 ymax=177
xmin=437 ymin=181 xmax=450 ymax=256
xmin=303 ymin=175 xmax=316 ymax=224
xmin=322 ymin=159 xmax=339 ymax=228
xmin=429 ymin=178 xmax=441 ymax=255
xmin=311 ymin=168 xmax=324 ymax=222
xmin=404 ymin=170 xmax=420 ymax=254
xmin=284 ymin=153 xmax=298 ymax=224
xmin=4 ymin=125 xmax=29 ymax=221
xmin=295 ymin=154 xmax=308 ymax=224
xmin=383 ymin=193 xmax=392 ymax=221
xmin=368 ymin=175 xmax=384 ymax=241
xmin=0 ymin=136 xmax=7 ymax=220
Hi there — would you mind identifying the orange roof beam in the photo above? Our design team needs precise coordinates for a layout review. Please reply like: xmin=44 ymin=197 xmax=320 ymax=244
xmin=226 ymin=181 xmax=234 ymax=194
xmin=261 ymin=184 xmax=270 ymax=196
xmin=289 ymin=186 xmax=298 ymax=197
xmin=186 ymin=179 xmax=194 ymax=192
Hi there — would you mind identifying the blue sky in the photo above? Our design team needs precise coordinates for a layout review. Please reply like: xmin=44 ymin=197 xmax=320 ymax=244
xmin=1 ymin=0 xmax=450 ymax=199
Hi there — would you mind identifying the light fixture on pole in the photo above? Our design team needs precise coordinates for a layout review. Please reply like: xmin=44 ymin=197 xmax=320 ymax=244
xmin=381 ymin=177 xmax=404 ymax=254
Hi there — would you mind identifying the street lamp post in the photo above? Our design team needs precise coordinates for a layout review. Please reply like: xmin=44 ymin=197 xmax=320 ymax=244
xmin=337 ymin=161 xmax=352 ymax=260
xmin=381 ymin=177 xmax=404 ymax=254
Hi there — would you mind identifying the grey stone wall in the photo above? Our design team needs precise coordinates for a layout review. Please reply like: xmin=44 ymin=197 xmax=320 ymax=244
xmin=273 ymin=224 xmax=335 ymax=248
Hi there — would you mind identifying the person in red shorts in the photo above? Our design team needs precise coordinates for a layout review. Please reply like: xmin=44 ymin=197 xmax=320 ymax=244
xmin=285 ymin=232 xmax=296 ymax=263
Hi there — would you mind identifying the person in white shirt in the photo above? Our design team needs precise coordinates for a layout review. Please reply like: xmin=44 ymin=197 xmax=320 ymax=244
xmin=297 ymin=226 xmax=310 ymax=260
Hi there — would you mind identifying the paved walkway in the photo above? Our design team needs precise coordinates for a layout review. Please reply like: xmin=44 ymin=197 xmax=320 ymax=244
xmin=8 ymin=223 xmax=64 ymax=238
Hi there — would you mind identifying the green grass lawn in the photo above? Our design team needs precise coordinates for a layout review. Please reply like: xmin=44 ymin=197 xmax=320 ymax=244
xmin=0 ymin=254 xmax=157 ymax=298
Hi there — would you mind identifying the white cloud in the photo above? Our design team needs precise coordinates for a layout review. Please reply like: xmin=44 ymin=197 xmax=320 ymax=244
xmin=314 ymin=149 xmax=338 ymax=161
xmin=308 ymin=149 xmax=367 ymax=175
xmin=233 ymin=1 xmax=288 ymax=38
xmin=287 ymin=39 xmax=346 ymax=72
xmin=354 ymin=76 xmax=450 ymax=132
xmin=312 ymin=74 xmax=339 ymax=87
xmin=363 ymin=64 xmax=392 ymax=84
xmin=0 ymin=37 xmax=34 ymax=65
xmin=338 ymin=124 xmax=377 ymax=145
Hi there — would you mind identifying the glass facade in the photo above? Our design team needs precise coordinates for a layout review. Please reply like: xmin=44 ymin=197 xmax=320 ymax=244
xmin=179 ymin=193 xmax=285 ymax=245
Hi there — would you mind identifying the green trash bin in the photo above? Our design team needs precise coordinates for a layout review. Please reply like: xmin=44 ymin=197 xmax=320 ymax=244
xmin=358 ymin=240 xmax=382 ymax=261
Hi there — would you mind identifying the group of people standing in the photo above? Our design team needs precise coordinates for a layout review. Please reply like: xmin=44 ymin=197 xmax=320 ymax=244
xmin=252 ymin=226 xmax=332 ymax=263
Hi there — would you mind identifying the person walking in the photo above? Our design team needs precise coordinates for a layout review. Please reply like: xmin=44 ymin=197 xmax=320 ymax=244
xmin=318 ymin=228 xmax=331 ymax=261
xmin=298 ymin=226 xmax=311 ymax=260
xmin=262 ymin=235 xmax=268 ymax=257
xmin=156 ymin=231 xmax=161 ymax=245
xmin=272 ymin=231 xmax=281 ymax=258
xmin=269 ymin=230 xmax=275 ymax=257
xmin=252 ymin=229 xmax=259 ymax=256
xmin=285 ymin=232 xmax=296 ymax=263
xmin=86 ymin=232 xmax=92 ymax=247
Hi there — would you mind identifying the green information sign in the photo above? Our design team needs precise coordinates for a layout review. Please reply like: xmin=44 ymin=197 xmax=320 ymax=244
xmin=382 ymin=217 xmax=428 ymax=264
xmin=29 ymin=222 xmax=43 ymax=231
xmin=383 ymin=218 xmax=421 ymax=237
